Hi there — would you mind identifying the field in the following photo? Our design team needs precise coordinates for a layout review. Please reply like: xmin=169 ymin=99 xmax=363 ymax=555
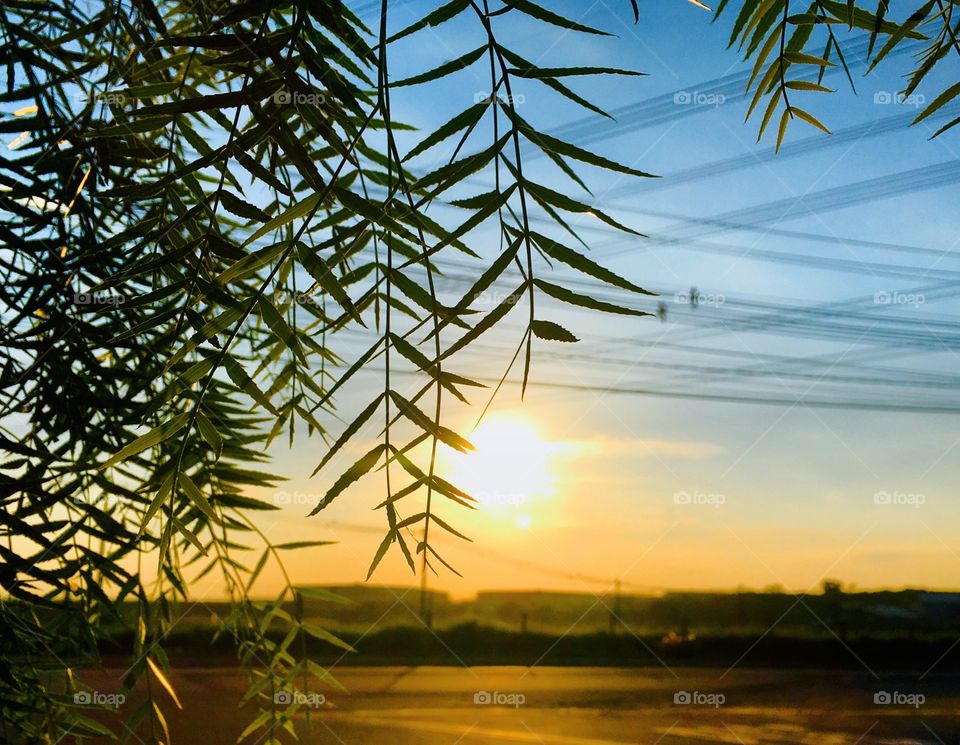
xmin=82 ymin=666 xmax=958 ymax=744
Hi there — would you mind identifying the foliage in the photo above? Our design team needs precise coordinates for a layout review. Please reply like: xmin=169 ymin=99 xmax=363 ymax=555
xmin=719 ymin=0 xmax=960 ymax=148
xmin=0 ymin=0 xmax=656 ymax=741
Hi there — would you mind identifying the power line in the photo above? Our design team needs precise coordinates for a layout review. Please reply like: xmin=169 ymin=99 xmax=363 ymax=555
xmin=619 ymin=103 xmax=960 ymax=195
xmin=547 ymin=37 xmax=924 ymax=144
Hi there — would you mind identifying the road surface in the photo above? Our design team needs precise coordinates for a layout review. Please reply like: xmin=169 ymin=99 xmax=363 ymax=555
xmin=82 ymin=666 xmax=958 ymax=744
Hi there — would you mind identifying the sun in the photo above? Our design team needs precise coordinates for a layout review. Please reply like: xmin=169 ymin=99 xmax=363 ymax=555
xmin=441 ymin=413 xmax=566 ymax=527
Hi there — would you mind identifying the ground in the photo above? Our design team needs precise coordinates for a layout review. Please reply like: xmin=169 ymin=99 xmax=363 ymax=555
xmin=80 ymin=666 xmax=958 ymax=744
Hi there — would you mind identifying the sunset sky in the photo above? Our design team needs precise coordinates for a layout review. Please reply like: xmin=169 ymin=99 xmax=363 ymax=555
xmin=187 ymin=0 xmax=960 ymax=600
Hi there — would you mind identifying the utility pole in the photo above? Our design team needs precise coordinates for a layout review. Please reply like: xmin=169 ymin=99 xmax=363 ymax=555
xmin=608 ymin=579 xmax=622 ymax=634
xmin=419 ymin=532 xmax=432 ymax=630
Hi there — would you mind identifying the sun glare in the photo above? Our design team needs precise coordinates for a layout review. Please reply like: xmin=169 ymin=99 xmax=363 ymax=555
xmin=442 ymin=413 xmax=568 ymax=528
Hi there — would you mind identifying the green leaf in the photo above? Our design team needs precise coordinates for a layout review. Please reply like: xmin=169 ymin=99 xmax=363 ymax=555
xmin=224 ymin=356 xmax=279 ymax=415
xmin=212 ymin=493 xmax=279 ymax=511
xmin=391 ymin=46 xmax=487 ymax=87
xmin=510 ymin=66 xmax=646 ymax=78
xmin=501 ymin=0 xmax=611 ymax=36
xmin=388 ymin=0 xmax=471 ymax=42
xmin=791 ymin=107 xmax=830 ymax=135
xmin=311 ymin=393 xmax=384 ymax=476
xmin=783 ymin=80 xmax=833 ymax=93
xmin=432 ymin=514 xmax=472 ymax=542
xmin=914 ymin=81 xmax=960 ymax=126
xmin=256 ymin=296 xmax=305 ymax=362
xmin=404 ymin=103 xmax=487 ymax=161
xmin=505 ymin=108 xmax=657 ymax=179
xmin=756 ymin=88 xmax=783 ymax=141
xmin=217 ymin=241 xmax=288 ymax=284
xmin=140 ymin=474 xmax=175 ymax=532
xmin=302 ymin=623 xmax=356 ymax=653
xmin=309 ymin=444 xmax=386 ymax=516
xmin=275 ymin=541 xmax=336 ymax=550
xmin=531 ymin=319 xmax=578 ymax=342
xmin=534 ymin=278 xmax=652 ymax=316
xmin=297 ymin=242 xmax=361 ymax=323
xmin=367 ymin=532 xmax=395 ymax=579
xmin=243 ymin=192 xmax=323 ymax=247
xmin=101 ymin=414 xmax=189 ymax=469
xmin=776 ymin=108 xmax=790 ymax=151
xmin=523 ymin=178 xmax=646 ymax=236
xmin=416 ymin=132 xmax=511 ymax=193
xmin=782 ymin=51 xmax=834 ymax=67
xmin=220 ymin=190 xmax=270 ymax=222
xmin=442 ymin=282 xmax=528 ymax=358
xmin=178 ymin=472 xmax=218 ymax=523
xmin=147 ymin=657 xmax=183 ymax=710
xmin=195 ymin=411 xmax=223 ymax=459
xmin=167 ymin=301 xmax=251 ymax=368
xmin=529 ymin=231 xmax=654 ymax=295
xmin=388 ymin=390 xmax=474 ymax=452
xmin=866 ymin=0 xmax=934 ymax=72
xmin=498 ymin=46 xmax=612 ymax=118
